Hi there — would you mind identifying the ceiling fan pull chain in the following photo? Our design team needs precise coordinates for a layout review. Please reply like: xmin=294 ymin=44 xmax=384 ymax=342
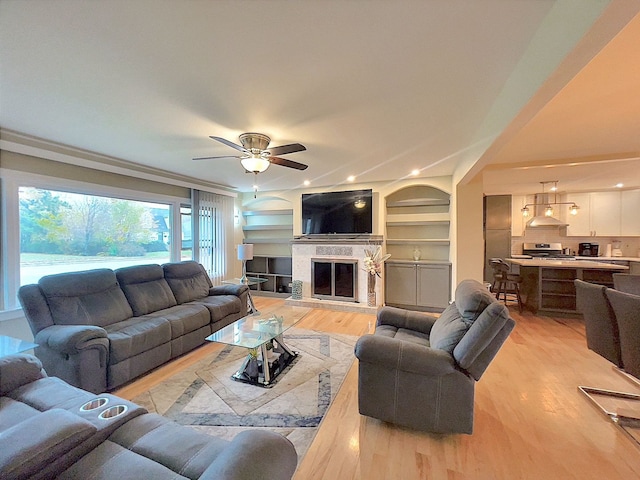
xmin=253 ymin=172 xmax=259 ymax=198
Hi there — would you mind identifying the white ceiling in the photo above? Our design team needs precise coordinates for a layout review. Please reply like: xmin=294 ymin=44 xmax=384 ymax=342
xmin=1 ymin=1 xmax=639 ymax=195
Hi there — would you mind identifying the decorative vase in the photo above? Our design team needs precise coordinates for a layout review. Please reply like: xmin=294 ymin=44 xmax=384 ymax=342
xmin=367 ymin=273 xmax=376 ymax=307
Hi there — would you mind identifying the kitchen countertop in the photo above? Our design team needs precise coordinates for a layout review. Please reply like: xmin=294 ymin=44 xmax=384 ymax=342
xmin=575 ymin=256 xmax=640 ymax=262
xmin=505 ymin=258 xmax=629 ymax=270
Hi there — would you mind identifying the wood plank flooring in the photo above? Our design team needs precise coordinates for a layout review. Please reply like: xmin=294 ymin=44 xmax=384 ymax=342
xmin=115 ymin=297 xmax=640 ymax=480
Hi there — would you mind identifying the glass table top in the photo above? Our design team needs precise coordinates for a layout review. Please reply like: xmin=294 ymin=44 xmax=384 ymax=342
xmin=222 ymin=277 xmax=269 ymax=286
xmin=205 ymin=306 xmax=310 ymax=349
xmin=0 ymin=335 xmax=38 ymax=358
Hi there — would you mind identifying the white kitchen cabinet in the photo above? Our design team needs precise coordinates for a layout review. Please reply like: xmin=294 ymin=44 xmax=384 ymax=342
xmin=590 ymin=191 xmax=621 ymax=236
xmin=563 ymin=193 xmax=591 ymax=236
xmin=621 ymin=189 xmax=640 ymax=236
xmin=385 ymin=261 xmax=451 ymax=311
xmin=511 ymin=195 xmax=527 ymax=236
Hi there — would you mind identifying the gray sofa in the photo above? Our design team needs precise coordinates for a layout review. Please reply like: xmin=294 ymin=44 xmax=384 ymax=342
xmin=0 ymin=354 xmax=297 ymax=480
xmin=355 ymin=279 xmax=515 ymax=434
xmin=18 ymin=261 xmax=249 ymax=393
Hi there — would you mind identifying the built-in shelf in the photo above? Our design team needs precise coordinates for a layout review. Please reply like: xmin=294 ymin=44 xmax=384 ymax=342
xmin=246 ymin=255 xmax=292 ymax=297
xmin=242 ymin=209 xmax=293 ymax=216
xmin=385 ymin=185 xmax=451 ymax=263
xmin=385 ymin=239 xmax=450 ymax=245
xmin=386 ymin=199 xmax=450 ymax=207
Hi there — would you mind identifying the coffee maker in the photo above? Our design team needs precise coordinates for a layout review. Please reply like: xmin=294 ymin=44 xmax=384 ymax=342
xmin=578 ymin=242 xmax=599 ymax=257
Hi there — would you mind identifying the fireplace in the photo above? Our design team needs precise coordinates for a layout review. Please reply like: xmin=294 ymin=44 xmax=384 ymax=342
xmin=311 ymin=259 xmax=358 ymax=302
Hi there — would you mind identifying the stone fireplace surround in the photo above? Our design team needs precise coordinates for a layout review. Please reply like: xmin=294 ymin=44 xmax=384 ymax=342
xmin=287 ymin=235 xmax=384 ymax=313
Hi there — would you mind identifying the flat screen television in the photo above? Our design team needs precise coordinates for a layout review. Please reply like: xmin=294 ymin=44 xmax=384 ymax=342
xmin=301 ymin=189 xmax=373 ymax=235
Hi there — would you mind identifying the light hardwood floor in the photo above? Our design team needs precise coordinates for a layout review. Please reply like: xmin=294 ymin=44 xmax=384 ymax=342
xmin=115 ymin=297 xmax=640 ymax=480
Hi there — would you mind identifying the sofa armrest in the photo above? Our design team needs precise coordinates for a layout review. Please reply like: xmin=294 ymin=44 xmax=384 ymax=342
xmin=208 ymin=284 xmax=249 ymax=297
xmin=35 ymin=324 xmax=108 ymax=355
xmin=0 ymin=354 xmax=46 ymax=395
xmin=199 ymin=430 xmax=297 ymax=480
xmin=354 ymin=334 xmax=457 ymax=376
xmin=376 ymin=306 xmax=438 ymax=335
xmin=0 ymin=408 xmax=97 ymax=480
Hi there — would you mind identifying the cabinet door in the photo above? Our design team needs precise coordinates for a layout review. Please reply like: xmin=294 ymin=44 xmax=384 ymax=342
xmin=590 ymin=191 xmax=621 ymax=236
xmin=564 ymin=193 xmax=591 ymax=236
xmin=385 ymin=263 xmax=417 ymax=305
xmin=621 ymin=189 xmax=640 ymax=236
xmin=511 ymin=195 xmax=526 ymax=236
xmin=416 ymin=264 xmax=451 ymax=309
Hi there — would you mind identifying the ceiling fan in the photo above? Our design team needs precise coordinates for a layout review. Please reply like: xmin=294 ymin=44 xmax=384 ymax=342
xmin=193 ymin=132 xmax=308 ymax=173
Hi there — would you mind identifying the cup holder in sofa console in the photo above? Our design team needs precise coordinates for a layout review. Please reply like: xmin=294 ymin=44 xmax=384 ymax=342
xmin=79 ymin=398 xmax=109 ymax=411
xmin=98 ymin=405 xmax=128 ymax=420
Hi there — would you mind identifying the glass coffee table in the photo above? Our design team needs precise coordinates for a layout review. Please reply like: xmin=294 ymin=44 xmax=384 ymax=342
xmin=0 ymin=335 xmax=38 ymax=358
xmin=205 ymin=306 xmax=310 ymax=387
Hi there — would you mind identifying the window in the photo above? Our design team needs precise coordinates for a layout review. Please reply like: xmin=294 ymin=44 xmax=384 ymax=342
xmin=19 ymin=187 xmax=173 ymax=286
xmin=180 ymin=206 xmax=192 ymax=261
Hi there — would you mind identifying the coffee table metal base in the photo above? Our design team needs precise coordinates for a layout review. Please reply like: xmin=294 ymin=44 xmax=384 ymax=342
xmin=232 ymin=334 xmax=298 ymax=388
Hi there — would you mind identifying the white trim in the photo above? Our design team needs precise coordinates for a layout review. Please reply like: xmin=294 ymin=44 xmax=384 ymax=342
xmin=0 ymin=130 xmax=237 ymax=198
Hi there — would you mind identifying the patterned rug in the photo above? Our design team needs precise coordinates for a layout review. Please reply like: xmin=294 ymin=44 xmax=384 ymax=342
xmin=132 ymin=328 xmax=358 ymax=461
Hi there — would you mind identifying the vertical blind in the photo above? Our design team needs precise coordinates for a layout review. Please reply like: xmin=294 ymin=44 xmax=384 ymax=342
xmin=192 ymin=189 xmax=234 ymax=285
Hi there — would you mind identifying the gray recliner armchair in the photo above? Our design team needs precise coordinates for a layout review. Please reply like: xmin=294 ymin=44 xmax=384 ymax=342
xmin=354 ymin=279 xmax=515 ymax=434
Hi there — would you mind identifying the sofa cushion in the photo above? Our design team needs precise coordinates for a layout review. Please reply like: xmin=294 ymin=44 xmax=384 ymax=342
xmin=429 ymin=303 xmax=469 ymax=353
xmin=146 ymin=304 xmax=211 ymax=339
xmin=115 ymin=264 xmax=178 ymax=316
xmin=38 ymin=269 xmax=133 ymax=327
xmin=0 ymin=397 xmax=40 ymax=433
xmin=105 ymin=316 xmax=172 ymax=363
xmin=0 ymin=408 xmax=97 ymax=480
xmin=162 ymin=261 xmax=213 ymax=304
xmin=190 ymin=295 xmax=242 ymax=322
xmin=454 ymin=279 xmax=496 ymax=325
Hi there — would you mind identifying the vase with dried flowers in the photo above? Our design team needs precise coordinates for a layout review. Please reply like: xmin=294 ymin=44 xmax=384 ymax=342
xmin=363 ymin=246 xmax=391 ymax=307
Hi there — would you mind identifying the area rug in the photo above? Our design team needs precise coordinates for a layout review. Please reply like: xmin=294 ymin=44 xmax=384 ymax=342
xmin=131 ymin=328 xmax=358 ymax=461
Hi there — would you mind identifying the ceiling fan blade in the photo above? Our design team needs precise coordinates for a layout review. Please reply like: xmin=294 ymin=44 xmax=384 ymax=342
xmin=266 ymin=143 xmax=307 ymax=156
xmin=268 ymin=156 xmax=308 ymax=170
xmin=192 ymin=155 xmax=243 ymax=161
xmin=209 ymin=136 xmax=248 ymax=153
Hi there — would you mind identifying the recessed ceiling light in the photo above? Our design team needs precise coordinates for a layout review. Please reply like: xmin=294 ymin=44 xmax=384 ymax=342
xmin=411 ymin=169 xmax=420 ymax=176
xmin=616 ymin=183 xmax=624 ymax=188
xmin=347 ymin=175 xmax=355 ymax=182
xmin=303 ymin=180 xmax=310 ymax=186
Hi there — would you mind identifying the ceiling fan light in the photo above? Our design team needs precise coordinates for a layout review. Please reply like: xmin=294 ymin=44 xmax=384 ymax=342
xmin=354 ymin=199 xmax=366 ymax=209
xmin=241 ymin=156 xmax=270 ymax=173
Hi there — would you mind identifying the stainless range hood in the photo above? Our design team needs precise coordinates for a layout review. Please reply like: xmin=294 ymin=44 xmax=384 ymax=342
xmin=525 ymin=194 xmax=569 ymax=228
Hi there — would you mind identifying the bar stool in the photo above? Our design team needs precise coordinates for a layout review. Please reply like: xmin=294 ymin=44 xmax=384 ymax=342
xmin=489 ymin=258 xmax=523 ymax=313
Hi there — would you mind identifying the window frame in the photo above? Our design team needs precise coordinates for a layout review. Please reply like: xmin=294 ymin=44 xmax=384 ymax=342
xmin=1 ymin=168 xmax=189 ymax=311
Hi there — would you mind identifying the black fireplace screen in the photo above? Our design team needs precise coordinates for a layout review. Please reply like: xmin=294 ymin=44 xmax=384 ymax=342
xmin=311 ymin=259 xmax=358 ymax=302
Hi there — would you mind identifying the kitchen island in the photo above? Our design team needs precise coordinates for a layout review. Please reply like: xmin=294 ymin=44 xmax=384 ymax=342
xmin=505 ymin=258 xmax=628 ymax=315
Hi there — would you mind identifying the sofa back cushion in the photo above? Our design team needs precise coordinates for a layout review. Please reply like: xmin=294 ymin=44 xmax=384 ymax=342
xmin=162 ymin=261 xmax=212 ymax=304
xmin=38 ymin=269 xmax=133 ymax=327
xmin=115 ymin=264 xmax=177 ymax=317
xmin=429 ymin=304 xmax=468 ymax=353
xmin=454 ymin=279 xmax=496 ymax=325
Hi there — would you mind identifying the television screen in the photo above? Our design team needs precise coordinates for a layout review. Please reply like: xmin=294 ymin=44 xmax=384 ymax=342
xmin=302 ymin=189 xmax=373 ymax=235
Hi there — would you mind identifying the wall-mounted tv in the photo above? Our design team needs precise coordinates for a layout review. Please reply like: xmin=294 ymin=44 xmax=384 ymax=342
xmin=301 ymin=189 xmax=373 ymax=235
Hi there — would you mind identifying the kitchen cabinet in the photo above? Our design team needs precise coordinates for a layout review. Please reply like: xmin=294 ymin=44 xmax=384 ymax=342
xmin=563 ymin=191 xmax=621 ymax=236
xmin=621 ymin=189 xmax=640 ymax=235
xmin=385 ymin=261 xmax=451 ymax=312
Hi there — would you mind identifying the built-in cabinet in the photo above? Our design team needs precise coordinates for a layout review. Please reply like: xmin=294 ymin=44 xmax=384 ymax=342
xmin=385 ymin=261 xmax=451 ymax=312
xmin=561 ymin=189 xmax=640 ymax=236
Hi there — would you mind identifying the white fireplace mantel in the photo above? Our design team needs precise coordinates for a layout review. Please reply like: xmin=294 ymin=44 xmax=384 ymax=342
xmin=291 ymin=236 xmax=384 ymax=309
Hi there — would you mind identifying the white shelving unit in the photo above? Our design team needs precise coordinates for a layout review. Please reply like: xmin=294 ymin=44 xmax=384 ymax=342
xmin=241 ymin=201 xmax=294 ymax=297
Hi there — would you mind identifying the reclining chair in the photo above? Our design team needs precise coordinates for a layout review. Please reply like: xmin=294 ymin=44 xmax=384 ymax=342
xmin=354 ymin=279 xmax=515 ymax=434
